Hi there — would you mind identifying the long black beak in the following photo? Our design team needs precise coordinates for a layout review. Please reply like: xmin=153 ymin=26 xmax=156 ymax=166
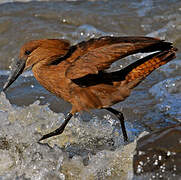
xmin=3 ymin=59 xmax=26 ymax=91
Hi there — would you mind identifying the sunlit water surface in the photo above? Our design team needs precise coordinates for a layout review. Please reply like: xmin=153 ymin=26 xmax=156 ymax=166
xmin=0 ymin=0 xmax=180 ymax=179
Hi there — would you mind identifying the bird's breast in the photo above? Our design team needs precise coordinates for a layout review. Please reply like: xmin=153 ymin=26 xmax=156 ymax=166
xmin=32 ymin=62 xmax=73 ymax=102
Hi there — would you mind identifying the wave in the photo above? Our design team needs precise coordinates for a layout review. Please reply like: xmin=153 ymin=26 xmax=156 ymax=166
xmin=0 ymin=0 xmax=81 ymax=5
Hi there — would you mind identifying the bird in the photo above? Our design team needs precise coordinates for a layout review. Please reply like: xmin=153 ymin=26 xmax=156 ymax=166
xmin=3 ymin=36 xmax=177 ymax=142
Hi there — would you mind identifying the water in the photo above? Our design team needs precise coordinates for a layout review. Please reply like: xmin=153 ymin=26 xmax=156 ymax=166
xmin=0 ymin=92 xmax=136 ymax=179
xmin=0 ymin=0 xmax=180 ymax=179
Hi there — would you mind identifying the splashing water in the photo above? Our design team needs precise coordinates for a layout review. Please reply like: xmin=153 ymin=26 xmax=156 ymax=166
xmin=0 ymin=92 xmax=137 ymax=179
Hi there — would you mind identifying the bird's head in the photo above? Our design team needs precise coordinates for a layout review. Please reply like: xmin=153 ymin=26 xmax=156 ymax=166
xmin=3 ymin=39 xmax=70 ymax=91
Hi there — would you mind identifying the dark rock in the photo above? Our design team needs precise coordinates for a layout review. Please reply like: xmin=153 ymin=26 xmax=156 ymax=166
xmin=133 ymin=123 xmax=181 ymax=179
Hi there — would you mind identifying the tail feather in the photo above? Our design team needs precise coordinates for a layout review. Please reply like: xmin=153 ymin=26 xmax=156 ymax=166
xmin=126 ymin=48 xmax=177 ymax=89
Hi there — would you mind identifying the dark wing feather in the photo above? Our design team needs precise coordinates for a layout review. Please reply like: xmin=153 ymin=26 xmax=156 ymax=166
xmin=65 ymin=36 xmax=172 ymax=79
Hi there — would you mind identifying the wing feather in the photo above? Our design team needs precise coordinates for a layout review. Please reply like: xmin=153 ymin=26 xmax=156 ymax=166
xmin=66 ymin=36 xmax=172 ymax=79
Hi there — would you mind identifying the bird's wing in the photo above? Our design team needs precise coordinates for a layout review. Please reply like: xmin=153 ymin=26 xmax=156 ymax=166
xmin=65 ymin=36 xmax=172 ymax=79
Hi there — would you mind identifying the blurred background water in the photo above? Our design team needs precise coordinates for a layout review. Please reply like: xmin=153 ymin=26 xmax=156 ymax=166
xmin=0 ymin=0 xmax=180 ymax=179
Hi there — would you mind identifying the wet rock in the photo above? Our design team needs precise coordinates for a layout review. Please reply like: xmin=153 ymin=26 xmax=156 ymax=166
xmin=0 ymin=137 xmax=10 ymax=150
xmin=133 ymin=124 xmax=181 ymax=179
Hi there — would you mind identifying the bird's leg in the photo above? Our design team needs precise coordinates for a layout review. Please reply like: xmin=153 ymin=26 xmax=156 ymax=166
xmin=39 ymin=113 xmax=73 ymax=142
xmin=105 ymin=107 xmax=128 ymax=142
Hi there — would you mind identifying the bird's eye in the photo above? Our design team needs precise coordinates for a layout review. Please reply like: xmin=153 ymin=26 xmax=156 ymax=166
xmin=25 ymin=50 xmax=31 ymax=55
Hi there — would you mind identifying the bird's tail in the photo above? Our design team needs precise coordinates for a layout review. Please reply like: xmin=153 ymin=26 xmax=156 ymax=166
xmin=125 ymin=47 xmax=177 ymax=89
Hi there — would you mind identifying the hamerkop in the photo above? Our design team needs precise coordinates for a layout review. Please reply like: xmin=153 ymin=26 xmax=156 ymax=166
xmin=3 ymin=36 xmax=177 ymax=142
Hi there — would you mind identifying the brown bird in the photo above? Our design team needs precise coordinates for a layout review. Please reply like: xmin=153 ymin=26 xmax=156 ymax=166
xmin=3 ymin=36 xmax=177 ymax=142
